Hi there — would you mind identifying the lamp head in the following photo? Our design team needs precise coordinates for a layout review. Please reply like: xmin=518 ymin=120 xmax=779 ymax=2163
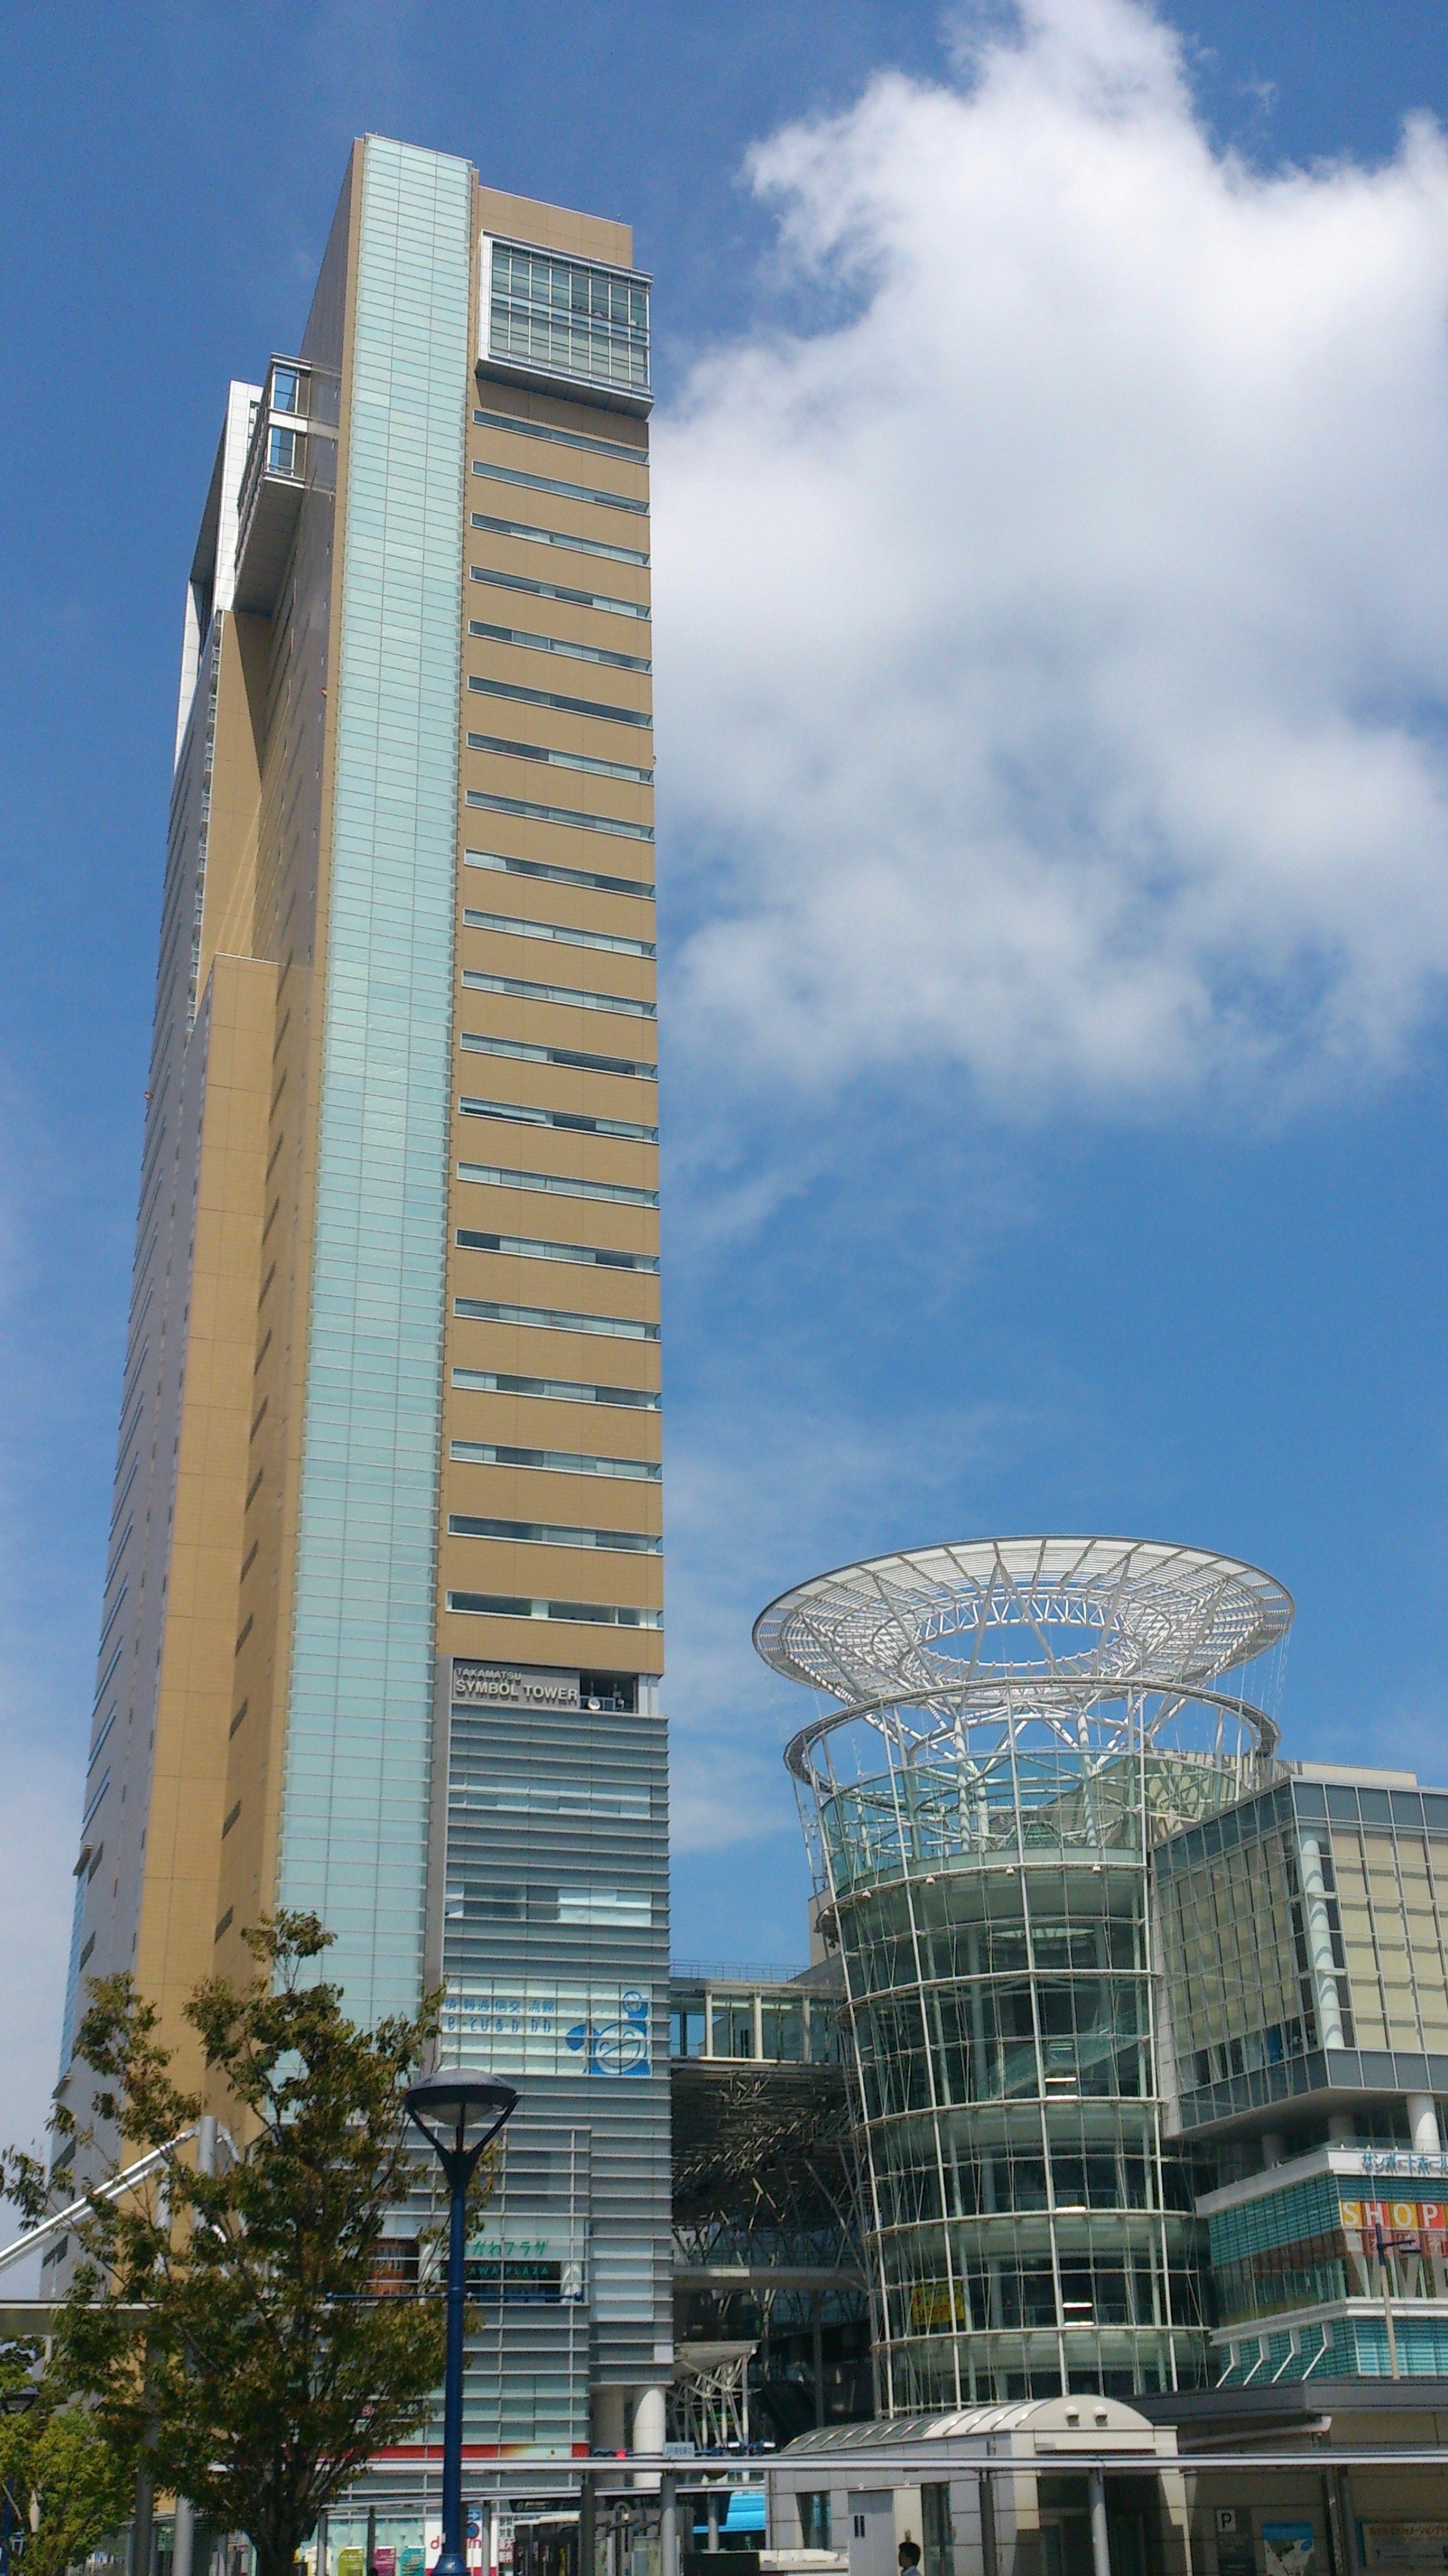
xmin=404 ymin=2069 xmax=518 ymax=2179
xmin=0 ymin=2387 xmax=39 ymax=2416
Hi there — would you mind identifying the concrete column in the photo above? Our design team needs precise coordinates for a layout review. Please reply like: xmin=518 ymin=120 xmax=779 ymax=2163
xmin=1408 ymin=2094 xmax=1441 ymax=2154
xmin=1328 ymin=2115 xmax=1356 ymax=2144
xmin=632 ymin=2388 xmax=666 ymax=2453
xmin=1298 ymin=1839 xmax=1345 ymax=2047
xmin=705 ymin=2493 xmax=721 ymax=2553
xmin=660 ymin=2478 xmax=678 ymax=2576
xmin=1088 ymin=2469 xmax=1111 ymax=2576
xmin=1261 ymin=2134 xmax=1285 ymax=2168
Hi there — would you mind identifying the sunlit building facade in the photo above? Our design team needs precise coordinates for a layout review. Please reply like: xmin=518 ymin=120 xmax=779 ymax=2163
xmin=56 ymin=133 xmax=669 ymax=2459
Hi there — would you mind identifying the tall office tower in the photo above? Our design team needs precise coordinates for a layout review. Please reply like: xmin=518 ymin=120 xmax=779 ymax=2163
xmin=56 ymin=136 xmax=669 ymax=2456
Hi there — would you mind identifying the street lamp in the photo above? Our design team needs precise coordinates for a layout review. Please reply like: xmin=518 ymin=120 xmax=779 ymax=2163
xmin=405 ymin=2071 xmax=518 ymax=2576
xmin=0 ymin=2386 xmax=39 ymax=2576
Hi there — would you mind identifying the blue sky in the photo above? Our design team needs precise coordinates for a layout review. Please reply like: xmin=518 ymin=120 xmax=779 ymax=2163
xmin=4 ymin=0 xmax=1448 ymax=2145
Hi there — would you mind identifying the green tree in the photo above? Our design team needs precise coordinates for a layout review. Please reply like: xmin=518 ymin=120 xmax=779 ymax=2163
xmin=33 ymin=1913 xmax=478 ymax=2576
xmin=0 ymin=2396 xmax=136 ymax=2576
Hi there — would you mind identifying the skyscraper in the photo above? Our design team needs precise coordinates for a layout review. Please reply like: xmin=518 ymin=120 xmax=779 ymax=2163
xmin=56 ymin=135 xmax=669 ymax=2455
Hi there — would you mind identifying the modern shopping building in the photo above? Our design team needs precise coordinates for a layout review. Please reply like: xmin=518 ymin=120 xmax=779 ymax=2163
xmin=757 ymin=1536 xmax=1448 ymax=2413
xmin=54 ymin=134 xmax=669 ymax=2456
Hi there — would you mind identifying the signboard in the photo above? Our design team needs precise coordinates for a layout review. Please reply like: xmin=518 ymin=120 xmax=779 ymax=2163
xmin=452 ymin=1660 xmax=579 ymax=1709
xmin=1341 ymin=2199 xmax=1448 ymax=2256
xmin=1263 ymin=2525 xmax=1315 ymax=2576
xmin=1363 ymin=2529 xmax=1448 ymax=2566
xmin=442 ymin=1978 xmax=652 ymax=2076
xmin=370 ymin=2237 xmax=419 ymax=2297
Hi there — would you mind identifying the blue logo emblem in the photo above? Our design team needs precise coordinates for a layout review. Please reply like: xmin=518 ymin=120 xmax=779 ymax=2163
xmin=566 ymin=1989 xmax=650 ymax=2076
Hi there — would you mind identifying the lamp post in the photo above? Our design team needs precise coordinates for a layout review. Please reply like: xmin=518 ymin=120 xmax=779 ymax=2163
xmin=404 ymin=2071 xmax=519 ymax=2576
xmin=0 ymin=2386 xmax=40 ymax=2576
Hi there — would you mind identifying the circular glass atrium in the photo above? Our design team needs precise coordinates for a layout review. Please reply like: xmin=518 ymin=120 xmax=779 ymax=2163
xmin=756 ymin=1536 xmax=1292 ymax=2406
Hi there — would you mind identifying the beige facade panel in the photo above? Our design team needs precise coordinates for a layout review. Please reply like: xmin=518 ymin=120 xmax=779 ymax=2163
xmin=475 ymin=183 xmax=633 ymax=272
xmin=132 ymin=952 xmax=275 ymax=2093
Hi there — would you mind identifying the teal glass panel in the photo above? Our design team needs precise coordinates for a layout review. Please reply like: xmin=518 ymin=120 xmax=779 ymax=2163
xmin=277 ymin=137 xmax=471 ymax=2023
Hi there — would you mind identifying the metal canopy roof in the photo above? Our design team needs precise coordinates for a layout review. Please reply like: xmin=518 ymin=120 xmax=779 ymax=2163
xmin=755 ymin=1536 xmax=1292 ymax=1707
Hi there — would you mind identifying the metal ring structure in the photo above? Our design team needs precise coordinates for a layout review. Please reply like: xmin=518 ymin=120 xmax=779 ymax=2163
xmin=755 ymin=1535 xmax=1293 ymax=1709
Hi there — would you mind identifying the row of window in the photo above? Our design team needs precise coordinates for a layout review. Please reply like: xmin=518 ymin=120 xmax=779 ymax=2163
xmin=450 ymin=1438 xmax=659 ymax=1482
xmin=457 ymin=1158 xmax=658 ymax=1210
xmin=466 ymin=729 xmax=653 ymax=788
xmin=462 ymin=904 xmax=655 ymax=960
xmin=454 ymin=1295 xmax=660 ymax=1342
xmin=466 ymin=788 xmax=654 ymax=847
xmin=469 ymin=616 xmax=650 ymax=675
xmin=460 ymin=1029 xmax=656 ymax=1080
xmin=468 ymin=673 xmax=649 ymax=730
xmin=488 ymin=244 xmax=649 ymax=395
xmin=451 ymin=1364 xmax=660 ymax=1410
xmin=471 ymin=457 xmax=648 ymax=517
xmin=473 ymin=404 xmax=648 ymax=468
xmin=456 ymin=1225 xmax=658 ymax=1275
xmin=447 ymin=1589 xmax=661 ymax=1628
xmin=471 ymin=565 xmax=650 ymax=624
xmin=462 ymin=966 xmax=655 ymax=1022
xmin=459 ymin=1094 xmax=658 ymax=1145
xmin=448 ymin=1512 xmax=660 ymax=1555
xmin=471 ymin=508 xmax=648 ymax=570
xmin=465 ymin=846 xmax=653 ymax=901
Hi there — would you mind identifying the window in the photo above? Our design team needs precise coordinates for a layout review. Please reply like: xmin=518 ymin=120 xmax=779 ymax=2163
xmin=462 ymin=967 xmax=655 ymax=1022
xmin=462 ymin=907 xmax=655 ymax=959
xmin=448 ymin=1514 xmax=660 ymax=1555
xmin=457 ymin=1159 xmax=658 ymax=1210
xmin=451 ymin=1366 xmax=660 ymax=1410
xmin=799 ymin=2498 xmax=832 ymax=2551
xmin=469 ymin=674 xmax=650 ymax=729
xmin=451 ymin=1439 xmax=659 ymax=1481
xmin=472 ymin=458 xmax=648 ymax=517
xmin=455 ymin=1225 xmax=658 ymax=1274
xmin=466 ymin=846 xmax=653 ymax=900
xmin=272 ymin=365 xmax=307 ymax=416
xmin=712 ymin=1998 xmax=756 ymax=2059
xmin=671 ymin=2001 xmax=707 ymax=2058
xmin=267 ymin=425 xmax=301 ymax=478
xmin=459 ymin=1095 xmax=658 ymax=1145
xmin=489 ymin=243 xmax=650 ymax=395
xmin=469 ymin=617 xmax=651 ymax=675
xmin=466 ymin=789 xmax=654 ymax=846
xmin=474 ymin=404 xmax=648 ymax=465
xmin=454 ymin=1294 xmax=660 ymax=1342
xmin=471 ymin=509 xmax=648 ymax=569
xmin=460 ymin=1031 xmax=656 ymax=1080
xmin=447 ymin=1590 xmax=662 ymax=1629
xmin=472 ymin=565 xmax=651 ymax=623
xmin=466 ymin=731 xmax=653 ymax=787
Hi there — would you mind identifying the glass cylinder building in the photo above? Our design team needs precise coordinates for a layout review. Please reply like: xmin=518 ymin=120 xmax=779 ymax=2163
xmin=756 ymin=1537 xmax=1293 ymax=2408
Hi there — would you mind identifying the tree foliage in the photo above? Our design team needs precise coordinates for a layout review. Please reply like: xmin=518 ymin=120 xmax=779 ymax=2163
xmin=35 ymin=1914 xmax=477 ymax=2576
xmin=0 ymin=2389 xmax=136 ymax=2576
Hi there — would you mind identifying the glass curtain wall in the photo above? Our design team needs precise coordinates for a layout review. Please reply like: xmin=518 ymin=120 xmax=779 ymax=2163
xmin=758 ymin=1538 xmax=1291 ymax=2410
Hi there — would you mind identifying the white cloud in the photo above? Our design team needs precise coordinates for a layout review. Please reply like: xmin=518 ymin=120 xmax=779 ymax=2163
xmin=653 ymin=0 xmax=1448 ymax=1114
